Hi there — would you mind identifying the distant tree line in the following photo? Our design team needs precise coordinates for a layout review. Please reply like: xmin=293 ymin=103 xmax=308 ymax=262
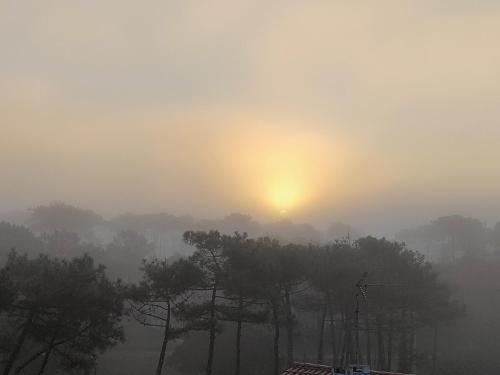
xmin=16 ymin=202 xmax=500 ymax=262
xmin=8 ymin=202 xmax=362 ymax=253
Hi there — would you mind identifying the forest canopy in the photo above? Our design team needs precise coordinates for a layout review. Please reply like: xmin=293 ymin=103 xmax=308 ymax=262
xmin=0 ymin=219 xmax=470 ymax=375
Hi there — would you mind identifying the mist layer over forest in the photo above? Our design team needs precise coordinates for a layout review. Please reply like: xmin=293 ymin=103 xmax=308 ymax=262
xmin=1 ymin=202 xmax=499 ymax=375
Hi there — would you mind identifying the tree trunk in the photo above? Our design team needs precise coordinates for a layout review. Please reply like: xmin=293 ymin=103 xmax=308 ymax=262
xmin=343 ymin=311 xmax=352 ymax=366
xmin=339 ymin=328 xmax=346 ymax=366
xmin=376 ymin=314 xmax=386 ymax=370
xmin=364 ymin=302 xmax=371 ymax=367
xmin=272 ymin=300 xmax=280 ymax=375
xmin=234 ymin=297 xmax=243 ymax=375
xmin=15 ymin=326 xmax=89 ymax=374
xmin=155 ymin=301 xmax=171 ymax=375
xmin=284 ymin=288 xmax=294 ymax=367
xmin=37 ymin=329 xmax=59 ymax=375
xmin=339 ymin=312 xmax=345 ymax=366
xmin=327 ymin=298 xmax=337 ymax=366
xmin=206 ymin=282 xmax=218 ymax=375
xmin=3 ymin=312 xmax=34 ymax=375
xmin=397 ymin=310 xmax=408 ymax=373
xmin=317 ymin=303 xmax=327 ymax=363
xmin=431 ymin=325 xmax=438 ymax=375
xmin=354 ymin=301 xmax=362 ymax=364
xmin=386 ymin=313 xmax=393 ymax=371
xmin=15 ymin=349 xmax=47 ymax=375
xmin=408 ymin=313 xmax=415 ymax=373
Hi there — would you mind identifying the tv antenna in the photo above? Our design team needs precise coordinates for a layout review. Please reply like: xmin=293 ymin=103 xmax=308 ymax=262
xmin=353 ymin=272 xmax=405 ymax=366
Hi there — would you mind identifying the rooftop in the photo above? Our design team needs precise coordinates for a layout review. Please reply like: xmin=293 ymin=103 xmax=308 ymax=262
xmin=281 ymin=362 xmax=333 ymax=375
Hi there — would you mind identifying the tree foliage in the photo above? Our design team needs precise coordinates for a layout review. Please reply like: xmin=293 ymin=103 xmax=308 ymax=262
xmin=0 ymin=251 xmax=124 ymax=375
xmin=0 ymin=222 xmax=464 ymax=375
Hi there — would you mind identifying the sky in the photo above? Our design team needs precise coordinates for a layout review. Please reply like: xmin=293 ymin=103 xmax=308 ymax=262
xmin=2 ymin=1 xmax=500 ymax=234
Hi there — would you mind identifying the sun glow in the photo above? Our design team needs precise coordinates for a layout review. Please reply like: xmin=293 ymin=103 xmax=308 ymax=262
xmin=226 ymin=121 xmax=344 ymax=217
xmin=258 ymin=143 xmax=315 ymax=214
xmin=269 ymin=180 xmax=300 ymax=212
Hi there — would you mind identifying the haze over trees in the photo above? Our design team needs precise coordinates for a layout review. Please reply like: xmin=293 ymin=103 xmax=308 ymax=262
xmin=26 ymin=203 xmax=104 ymax=242
xmin=1 ymin=204 xmax=500 ymax=375
xmin=396 ymin=215 xmax=490 ymax=262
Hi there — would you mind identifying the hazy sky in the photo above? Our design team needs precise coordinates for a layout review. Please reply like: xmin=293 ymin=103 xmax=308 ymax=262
xmin=2 ymin=1 xmax=500 ymax=233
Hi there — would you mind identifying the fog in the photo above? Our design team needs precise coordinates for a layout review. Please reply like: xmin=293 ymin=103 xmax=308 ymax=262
xmin=2 ymin=2 xmax=500 ymax=375
xmin=2 ymin=1 xmax=500 ymax=235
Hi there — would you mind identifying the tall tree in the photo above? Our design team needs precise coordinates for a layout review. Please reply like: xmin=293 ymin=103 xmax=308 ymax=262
xmin=219 ymin=234 xmax=268 ymax=375
xmin=183 ymin=230 xmax=226 ymax=375
xmin=254 ymin=238 xmax=283 ymax=375
xmin=277 ymin=244 xmax=306 ymax=367
xmin=1 ymin=251 xmax=124 ymax=375
xmin=306 ymin=241 xmax=359 ymax=366
xmin=250 ymin=238 xmax=305 ymax=374
xmin=129 ymin=257 xmax=205 ymax=375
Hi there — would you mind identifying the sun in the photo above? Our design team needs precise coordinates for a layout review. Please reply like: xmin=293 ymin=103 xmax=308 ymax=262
xmin=279 ymin=209 xmax=289 ymax=216
xmin=268 ymin=181 xmax=300 ymax=213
